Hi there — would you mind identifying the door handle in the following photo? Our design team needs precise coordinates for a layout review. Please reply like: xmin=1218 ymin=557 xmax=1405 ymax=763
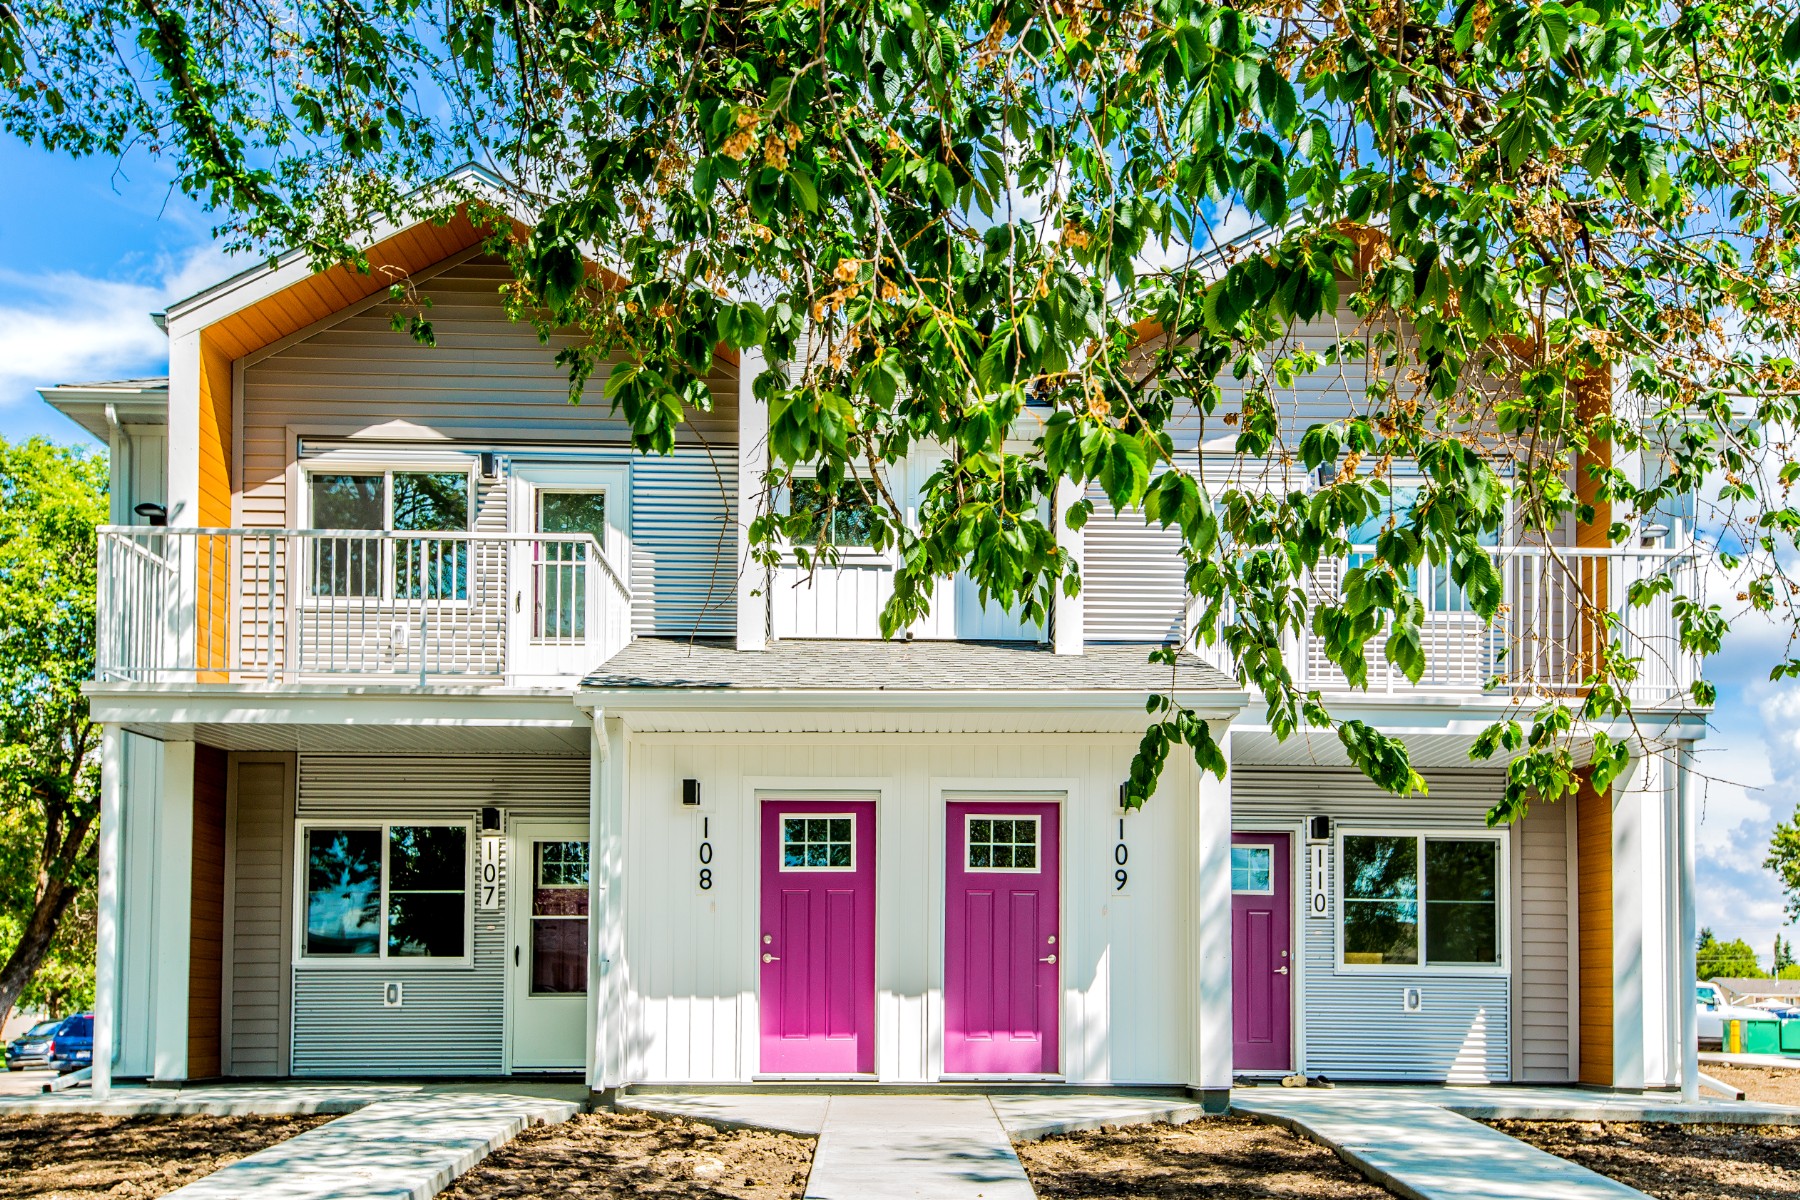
xmin=762 ymin=953 xmax=780 ymax=963
xmin=1039 ymin=954 xmax=1057 ymax=964
xmin=514 ymin=946 xmax=521 ymax=967
xmin=1274 ymin=965 xmax=1289 ymax=975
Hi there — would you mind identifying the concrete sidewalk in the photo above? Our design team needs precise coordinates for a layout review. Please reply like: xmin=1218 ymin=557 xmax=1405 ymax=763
xmin=1235 ymin=1088 xmax=1687 ymax=1200
xmin=804 ymin=1096 xmax=1033 ymax=1200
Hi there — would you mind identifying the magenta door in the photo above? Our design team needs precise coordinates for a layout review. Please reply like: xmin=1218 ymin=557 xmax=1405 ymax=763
xmin=1231 ymin=832 xmax=1292 ymax=1073
xmin=944 ymin=800 xmax=1060 ymax=1075
xmin=759 ymin=800 xmax=876 ymax=1074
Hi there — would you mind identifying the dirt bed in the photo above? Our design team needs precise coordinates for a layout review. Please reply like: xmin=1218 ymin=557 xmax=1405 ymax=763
xmin=438 ymin=1110 xmax=815 ymax=1200
xmin=1491 ymin=1119 xmax=1800 ymax=1200
xmin=0 ymin=1113 xmax=332 ymax=1200
xmin=1016 ymin=1114 xmax=1395 ymax=1199
xmin=1703 ymin=1062 xmax=1800 ymax=1107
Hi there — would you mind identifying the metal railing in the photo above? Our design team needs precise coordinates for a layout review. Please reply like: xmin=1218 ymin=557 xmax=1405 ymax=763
xmin=96 ymin=527 xmax=633 ymax=686
xmin=1197 ymin=544 xmax=1703 ymax=705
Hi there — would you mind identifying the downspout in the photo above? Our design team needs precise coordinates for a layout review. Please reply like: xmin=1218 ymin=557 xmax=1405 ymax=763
xmin=1677 ymin=740 xmax=1699 ymax=1102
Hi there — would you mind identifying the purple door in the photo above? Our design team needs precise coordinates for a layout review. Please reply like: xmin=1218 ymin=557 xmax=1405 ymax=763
xmin=1231 ymin=832 xmax=1292 ymax=1073
xmin=759 ymin=799 xmax=876 ymax=1074
xmin=944 ymin=800 xmax=1060 ymax=1075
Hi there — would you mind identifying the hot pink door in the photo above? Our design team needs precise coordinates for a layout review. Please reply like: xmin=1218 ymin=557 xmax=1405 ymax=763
xmin=1232 ymin=832 xmax=1292 ymax=1073
xmin=944 ymin=800 xmax=1060 ymax=1075
xmin=759 ymin=800 xmax=876 ymax=1074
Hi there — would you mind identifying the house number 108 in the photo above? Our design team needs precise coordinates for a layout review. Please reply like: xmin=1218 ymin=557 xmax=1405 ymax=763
xmin=698 ymin=817 xmax=714 ymax=891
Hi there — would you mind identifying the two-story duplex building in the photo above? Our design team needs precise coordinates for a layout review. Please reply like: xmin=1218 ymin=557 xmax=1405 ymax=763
xmin=50 ymin=186 xmax=1707 ymax=1103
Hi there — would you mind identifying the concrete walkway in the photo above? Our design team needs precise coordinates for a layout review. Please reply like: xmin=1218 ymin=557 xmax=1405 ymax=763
xmin=805 ymin=1096 xmax=1033 ymax=1200
xmin=0 ymin=1081 xmax=586 ymax=1200
xmin=1235 ymin=1087 xmax=1733 ymax=1200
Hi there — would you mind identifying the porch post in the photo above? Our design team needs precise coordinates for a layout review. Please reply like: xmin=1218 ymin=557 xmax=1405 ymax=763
xmin=1191 ymin=724 xmax=1233 ymax=1108
xmin=1610 ymin=747 xmax=1676 ymax=1090
xmin=592 ymin=713 xmax=627 ymax=1092
xmin=93 ymin=725 xmax=125 ymax=1098
xmin=1676 ymin=740 xmax=1700 ymax=1102
xmin=736 ymin=347 xmax=769 ymax=652
xmin=152 ymin=741 xmax=196 ymax=1083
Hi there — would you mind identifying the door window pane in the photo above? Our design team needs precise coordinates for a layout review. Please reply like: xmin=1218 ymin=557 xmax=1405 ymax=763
xmin=781 ymin=815 xmax=855 ymax=869
xmin=539 ymin=492 xmax=606 ymax=537
xmin=790 ymin=478 xmax=878 ymax=547
xmin=535 ymin=492 xmax=606 ymax=639
xmin=1341 ymin=835 xmax=1419 ymax=965
xmin=386 ymin=825 xmax=467 ymax=958
xmin=967 ymin=816 xmax=1039 ymax=870
xmin=531 ymin=840 xmax=590 ymax=995
xmin=1425 ymin=839 xmax=1499 ymax=964
xmin=1232 ymin=845 xmax=1273 ymax=894
xmin=304 ymin=828 xmax=381 ymax=956
xmin=309 ymin=474 xmax=383 ymax=597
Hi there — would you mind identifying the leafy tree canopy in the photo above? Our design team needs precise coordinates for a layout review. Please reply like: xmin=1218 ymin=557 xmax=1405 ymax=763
xmin=0 ymin=438 xmax=105 ymax=1021
xmin=4 ymin=0 xmax=1797 ymax=816
xmin=1697 ymin=928 xmax=1768 ymax=981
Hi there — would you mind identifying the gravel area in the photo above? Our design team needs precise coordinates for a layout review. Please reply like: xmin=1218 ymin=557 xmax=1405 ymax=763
xmin=1491 ymin=1119 xmax=1800 ymax=1200
xmin=1704 ymin=1062 xmax=1800 ymax=1107
xmin=1016 ymin=1115 xmax=1396 ymax=1199
xmin=438 ymin=1110 xmax=815 ymax=1199
xmin=0 ymin=1113 xmax=332 ymax=1199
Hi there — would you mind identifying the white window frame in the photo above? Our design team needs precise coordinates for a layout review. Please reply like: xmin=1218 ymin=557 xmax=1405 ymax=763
xmin=777 ymin=811 xmax=859 ymax=872
xmin=509 ymin=461 xmax=631 ymax=570
xmin=963 ymin=813 xmax=1044 ymax=874
xmin=299 ymin=460 xmax=479 ymax=607
xmin=1333 ymin=827 xmax=1508 ymax=976
xmin=1231 ymin=842 xmax=1276 ymax=895
xmin=779 ymin=471 xmax=892 ymax=565
xmin=292 ymin=819 xmax=476 ymax=968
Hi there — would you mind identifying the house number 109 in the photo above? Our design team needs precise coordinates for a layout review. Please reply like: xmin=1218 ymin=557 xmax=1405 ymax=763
xmin=1114 ymin=819 xmax=1129 ymax=891
xmin=698 ymin=817 xmax=714 ymax=891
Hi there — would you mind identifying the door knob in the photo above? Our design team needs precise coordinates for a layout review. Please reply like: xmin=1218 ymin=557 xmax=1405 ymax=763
xmin=762 ymin=953 xmax=780 ymax=963
xmin=1039 ymin=954 xmax=1057 ymax=964
xmin=1274 ymin=965 xmax=1289 ymax=975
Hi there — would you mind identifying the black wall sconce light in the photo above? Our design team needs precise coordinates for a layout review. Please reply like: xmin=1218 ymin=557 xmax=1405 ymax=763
xmin=682 ymin=779 xmax=701 ymax=806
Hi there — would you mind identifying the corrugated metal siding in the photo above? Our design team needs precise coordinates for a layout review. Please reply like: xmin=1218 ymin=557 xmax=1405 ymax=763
xmin=1083 ymin=491 xmax=1185 ymax=643
xmin=288 ymin=754 xmax=587 ymax=1076
xmin=227 ymin=755 xmax=294 ymax=1077
xmin=1235 ymin=767 xmax=1512 ymax=1082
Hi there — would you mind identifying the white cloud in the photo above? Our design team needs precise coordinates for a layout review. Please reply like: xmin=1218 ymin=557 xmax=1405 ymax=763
xmin=0 ymin=244 xmax=240 ymax=403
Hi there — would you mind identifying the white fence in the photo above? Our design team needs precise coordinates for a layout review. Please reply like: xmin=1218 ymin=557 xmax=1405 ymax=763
xmin=1200 ymin=544 xmax=1703 ymax=704
xmin=96 ymin=527 xmax=632 ymax=686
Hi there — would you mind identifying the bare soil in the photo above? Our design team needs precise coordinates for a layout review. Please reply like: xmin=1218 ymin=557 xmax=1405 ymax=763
xmin=438 ymin=1110 xmax=815 ymax=1200
xmin=0 ymin=1113 xmax=332 ymax=1200
xmin=1016 ymin=1115 xmax=1396 ymax=1199
xmin=1705 ymin=1062 xmax=1800 ymax=1108
xmin=1491 ymin=1119 xmax=1800 ymax=1200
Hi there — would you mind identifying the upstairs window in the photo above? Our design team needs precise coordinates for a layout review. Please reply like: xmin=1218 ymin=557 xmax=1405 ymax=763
xmin=789 ymin=477 xmax=878 ymax=548
xmin=306 ymin=469 xmax=471 ymax=599
xmin=1344 ymin=485 xmax=1499 ymax=614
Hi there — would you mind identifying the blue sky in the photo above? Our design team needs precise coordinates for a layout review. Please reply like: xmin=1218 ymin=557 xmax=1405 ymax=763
xmin=0 ymin=136 xmax=1792 ymax=965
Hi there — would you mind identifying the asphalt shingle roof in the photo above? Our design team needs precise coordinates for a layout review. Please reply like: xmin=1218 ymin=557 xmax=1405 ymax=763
xmin=582 ymin=638 xmax=1241 ymax=693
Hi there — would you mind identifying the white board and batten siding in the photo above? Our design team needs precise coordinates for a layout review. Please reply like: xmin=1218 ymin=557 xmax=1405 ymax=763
xmin=1234 ymin=767 xmax=1572 ymax=1083
xmin=230 ymin=754 xmax=586 ymax=1076
xmin=616 ymin=733 xmax=1207 ymax=1085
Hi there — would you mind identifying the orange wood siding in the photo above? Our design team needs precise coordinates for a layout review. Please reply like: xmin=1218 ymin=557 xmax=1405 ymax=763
xmin=188 ymin=745 xmax=228 ymax=1079
xmin=1576 ymin=772 xmax=1614 ymax=1085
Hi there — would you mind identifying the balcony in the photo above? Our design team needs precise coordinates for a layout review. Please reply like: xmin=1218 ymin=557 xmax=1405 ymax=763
xmin=96 ymin=527 xmax=632 ymax=687
xmin=1203 ymin=544 xmax=1704 ymax=706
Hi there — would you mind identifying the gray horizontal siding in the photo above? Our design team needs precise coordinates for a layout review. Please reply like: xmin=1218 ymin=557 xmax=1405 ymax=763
xmin=1235 ymin=767 xmax=1512 ymax=1082
xmin=1083 ymin=490 xmax=1186 ymax=643
xmin=289 ymin=754 xmax=586 ymax=1076
xmin=1515 ymin=802 xmax=1573 ymax=1081
xmin=228 ymin=755 xmax=294 ymax=1077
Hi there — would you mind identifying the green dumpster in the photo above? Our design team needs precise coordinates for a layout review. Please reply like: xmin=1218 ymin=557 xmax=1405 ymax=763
xmin=1781 ymin=1020 xmax=1800 ymax=1053
xmin=1746 ymin=1019 xmax=1782 ymax=1055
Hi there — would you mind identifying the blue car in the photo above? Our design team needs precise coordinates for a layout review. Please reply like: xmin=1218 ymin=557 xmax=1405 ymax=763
xmin=5 ymin=1019 xmax=63 ymax=1070
xmin=43 ymin=1014 xmax=93 ymax=1074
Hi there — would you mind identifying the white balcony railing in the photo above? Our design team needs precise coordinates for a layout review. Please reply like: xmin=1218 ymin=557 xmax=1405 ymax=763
xmin=96 ymin=527 xmax=632 ymax=686
xmin=1198 ymin=544 xmax=1703 ymax=705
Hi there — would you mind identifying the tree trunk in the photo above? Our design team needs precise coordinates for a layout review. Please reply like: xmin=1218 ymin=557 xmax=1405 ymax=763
xmin=0 ymin=876 xmax=83 ymax=1023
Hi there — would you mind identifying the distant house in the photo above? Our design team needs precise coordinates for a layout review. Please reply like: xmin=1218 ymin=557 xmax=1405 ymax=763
xmin=1710 ymin=979 xmax=1800 ymax=1007
xmin=49 ymin=171 xmax=1711 ymax=1101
